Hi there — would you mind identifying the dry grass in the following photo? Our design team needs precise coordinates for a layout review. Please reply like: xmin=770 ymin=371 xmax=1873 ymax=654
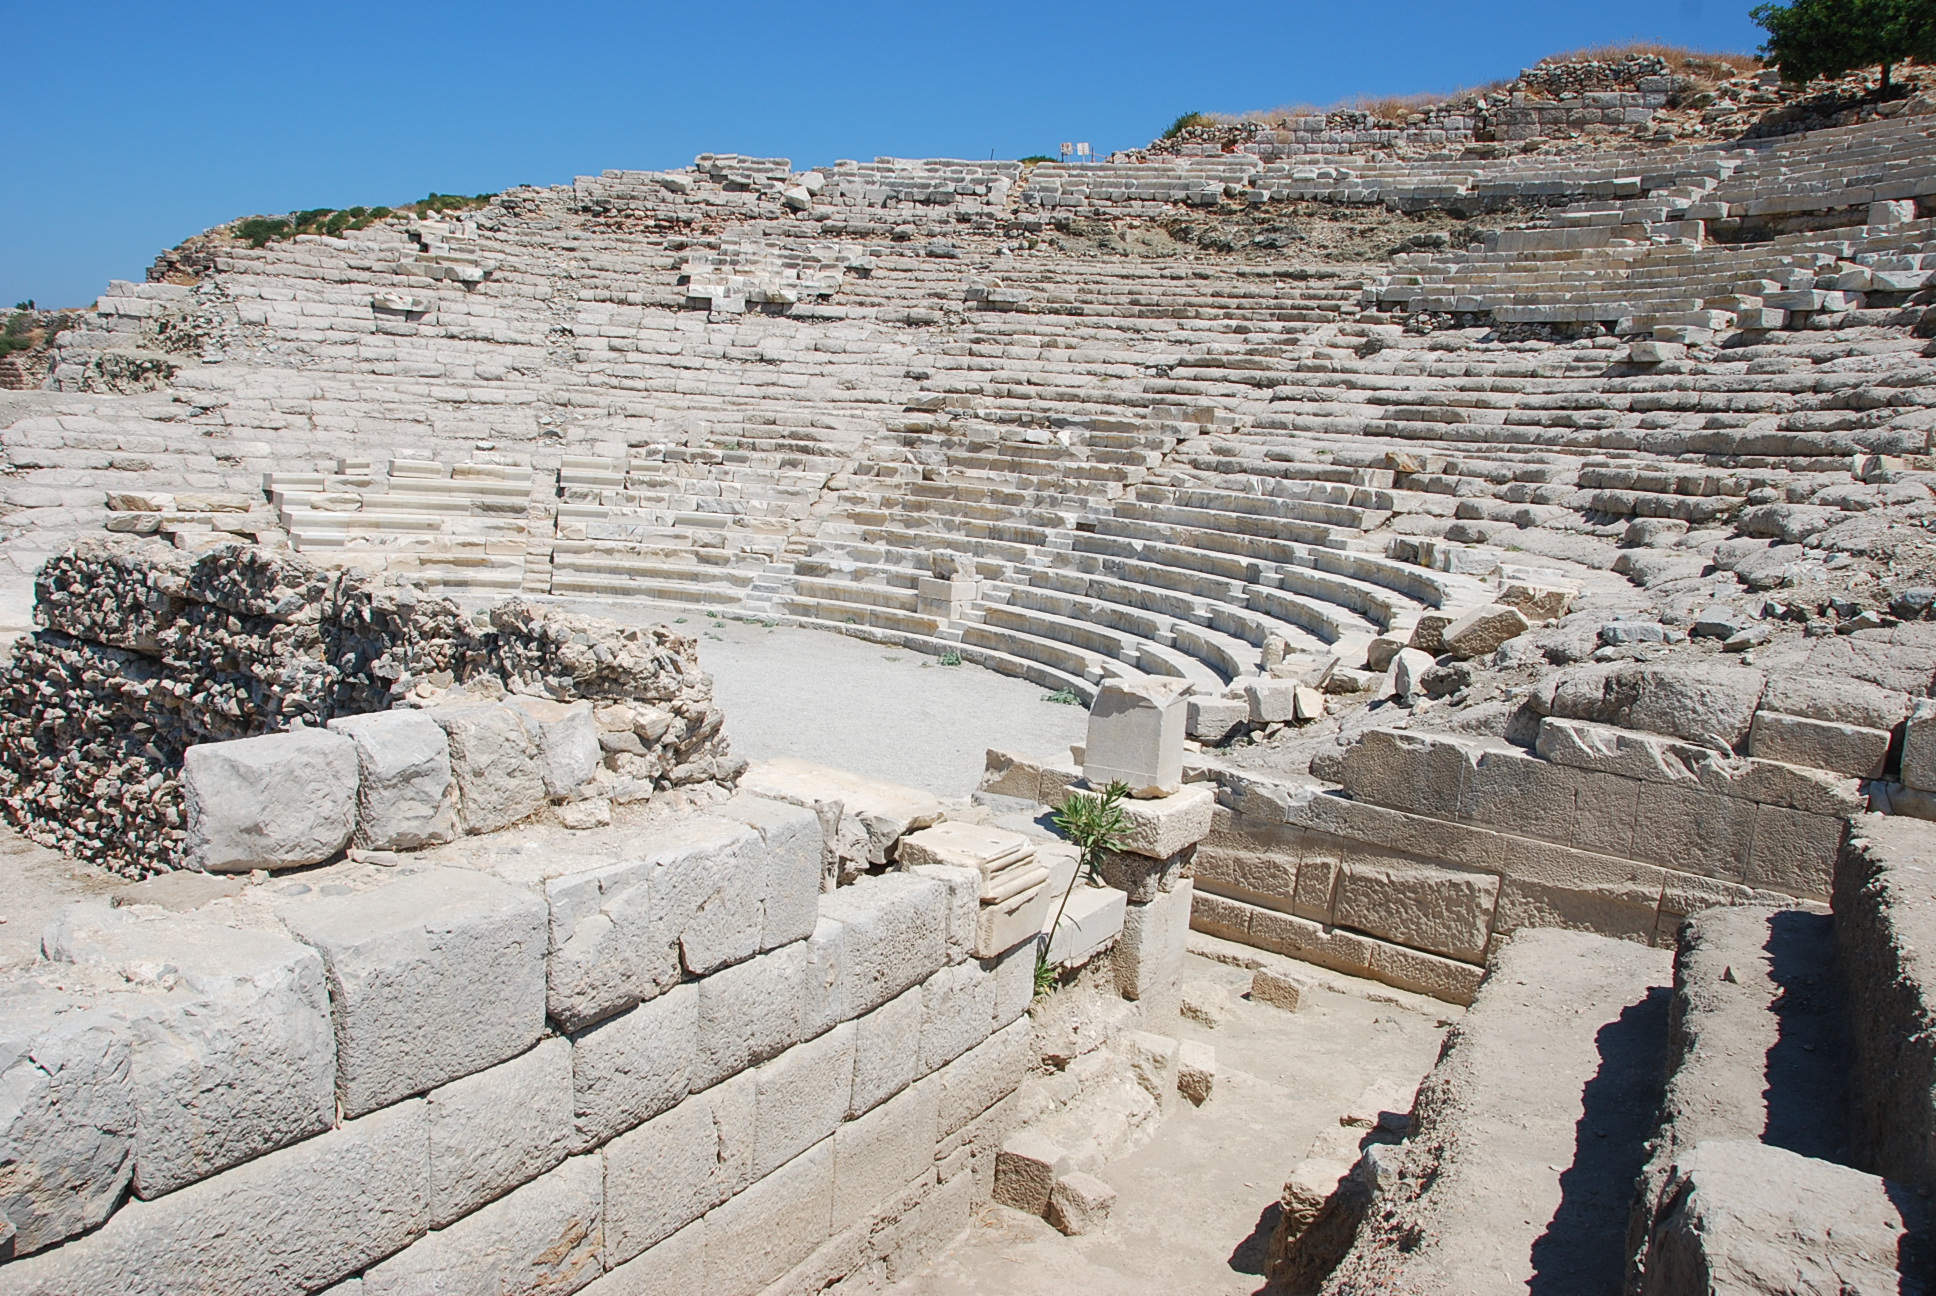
xmin=1536 ymin=42 xmax=1762 ymax=80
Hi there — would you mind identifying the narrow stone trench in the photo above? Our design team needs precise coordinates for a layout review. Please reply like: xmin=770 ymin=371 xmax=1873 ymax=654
xmin=890 ymin=949 xmax=1454 ymax=1296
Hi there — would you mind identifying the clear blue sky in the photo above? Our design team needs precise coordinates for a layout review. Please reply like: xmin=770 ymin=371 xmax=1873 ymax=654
xmin=2 ymin=0 xmax=1765 ymax=310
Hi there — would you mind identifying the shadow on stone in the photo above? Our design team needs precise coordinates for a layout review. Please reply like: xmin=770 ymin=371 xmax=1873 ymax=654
xmin=1762 ymin=908 xmax=1850 ymax=1164
xmin=1228 ymin=1199 xmax=1280 ymax=1276
xmin=1528 ymin=985 xmax=1671 ymax=1296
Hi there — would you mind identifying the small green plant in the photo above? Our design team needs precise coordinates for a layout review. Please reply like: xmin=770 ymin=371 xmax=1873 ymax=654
xmin=1033 ymin=958 xmax=1060 ymax=999
xmin=1043 ymin=688 xmax=1083 ymax=705
xmin=1162 ymin=111 xmax=1214 ymax=139
xmin=1035 ymin=781 xmax=1133 ymax=991
xmin=673 ymin=617 xmax=687 ymax=623
xmin=1019 ymin=155 xmax=1055 ymax=165
xmin=938 ymin=650 xmax=962 ymax=666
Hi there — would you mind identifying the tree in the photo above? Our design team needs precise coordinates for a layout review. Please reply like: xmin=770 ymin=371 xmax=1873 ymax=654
xmin=1751 ymin=0 xmax=1936 ymax=91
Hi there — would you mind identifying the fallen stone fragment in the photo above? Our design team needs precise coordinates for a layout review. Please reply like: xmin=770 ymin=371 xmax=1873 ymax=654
xmin=1047 ymin=1171 xmax=1117 ymax=1236
xmin=1177 ymin=1039 xmax=1217 ymax=1106
xmin=1440 ymin=603 xmax=1530 ymax=658
xmin=1252 ymin=967 xmax=1305 ymax=1012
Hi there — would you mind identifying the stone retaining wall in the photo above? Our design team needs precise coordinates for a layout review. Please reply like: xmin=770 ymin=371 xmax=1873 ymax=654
xmin=0 ymin=800 xmax=1036 ymax=1294
xmin=0 ymin=537 xmax=732 ymax=875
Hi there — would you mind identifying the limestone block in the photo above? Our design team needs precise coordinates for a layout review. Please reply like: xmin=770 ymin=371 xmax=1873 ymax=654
xmin=1294 ymin=685 xmax=1326 ymax=722
xmin=1096 ymin=845 xmax=1193 ymax=904
xmin=1177 ymin=1040 xmax=1216 ymax=1106
xmin=1047 ymin=1171 xmax=1116 ymax=1236
xmin=558 ymin=798 xmax=611 ymax=830
xmin=182 ymin=728 xmax=359 ymax=871
xmin=754 ymin=1022 xmax=855 ymax=1179
xmin=1637 ymin=1140 xmax=1915 ymax=1296
xmin=905 ymin=863 xmax=978 ymax=964
xmin=977 ymin=749 xmax=1041 ymax=802
xmin=975 ymin=878 xmax=1053 ymax=960
xmin=46 ymin=905 xmax=336 ymax=1200
xmin=831 ymin=1075 xmax=939 ymax=1233
xmin=916 ymin=576 xmax=979 ymax=619
xmin=1116 ymin=881 xmax=1194 ymax=1005
xmin=571 ymin=983 xmax=697 ymax=1150
xmin=851 ymin=984 xmax=924 ymax=1117
xmin=936 ymin=1017 xmax=1033 ymax=1141
xmin=1535 ymin=717 xmax=1861 ymax=819
xmin=582 ymin=1218 xmax=704 ymax=1296
xmin=537 ymin=816 xmax=762 ymax=1032
xmin=1336 ymin=855 xmax=1500 ymax=963
xmin=1123 ymin=1031 xmax=1179 ymax=1109
xmin=718 ymin=794 xmax=823 ymax=950
xmin=427 ymin=1037 xmax=572 ymax=1228
xmin=505 ymin=695 xmax=602 ymax=798
xmin=1098 ymin=783 xmax=1216 ymax=860
xmin=1043 ymin=882 xmax=1127 ymax=966
xmin=896 ymin=821 xmax=1034 ymax=877
xmin=278 ymin=867 xmax=548 ymax=1116
xmin=739 ymin=758 xmax=943 ymax=865
xmin=1904 ymin=699 xmax=1936 ymax=793
xmin=993 ymin=1130 xmax=1069 ymax=1216
xmin=327 ymin=710 xmax=459 ymax=850
xmin=1245 ymin=678 xmax=1300 ymax=724
xmin=1531 ymin=661 xmax=1767 ymax=748
xmin=602 ymin=1075 xmax=755 ymax=1265
xmin=1440 ymin=603 xmax=1530 ymax=658
xmin=919 ymin=962 xmax=993 ymax=1073
xmin=1388 ymin=648 xmax=1437 ymax=702
xmin=701 ymin=1137 xmax=835 ymax=1296
xmin=428 ymin=703 xmax=547 ymax=834
xmin=0 ymin=984 xmax=134 ymax=1257
xmin=693 ymin=942 xmax=806 ymax=1092
xmin=812 ymin=872 xmax=949 ymax=1027
xmin=1497 ymin=581 xmax=1574 ymax=624
xmin=986 ymin=939 xmax=1037 ymax=1031
xmin=1244 ymin=901 xmax=1485 ymax=1006
xmin=1748 ymin=709 xmax=1892 ymax=778
xmin=361 ymin=1153 xmax=601 ymax=1296
xmin=1763 ymin=674 xmax=1910 ymax=732
xmin=1083 ymin=678 xmax=1189 ymax=798
xmin=1189 ymin=696 xmax=1250 ymax=742
xmin=0 ymin=1098 xmax=428 ymax=1296
xmin=1251 ymin=967 xmax=1306 ymax=1012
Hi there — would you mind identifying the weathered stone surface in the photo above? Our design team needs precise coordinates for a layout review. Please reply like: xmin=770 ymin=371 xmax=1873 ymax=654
xmin=503 ymin=695 xmax=601 ymax=799
xmin=755 ymin=1021 xmax=855 ymax=1179
xmin=1047 ymin=1170 xmax=1116 ymax=1236
xmin=0 ymin=983 xmax=134 ymax=1256
xmin=975 ymin=875 xmax=1053 ymax=960
xmin=1904 ymin=698 xmax=1936 ymax=793
xmin=1092 ymin=782 xmax=1215 ymax=860
xmin=327 ymin=710 xmax=459 ymax=850
xmin=739 ymin=758 xmax=943 ymax=865
xmin=993 ymin=1130 xmax=1069 ymax=1217
xmin=809 ymin=872 xmax=948 ymax=1029
xmin=602 ymin=1075 xmax=755 ymax=1265
xmin=1748 ymin=709 xmax=1891 ymax=778
xmin=702 ymin=1137 xmax=835 ymax=1296
xmin=851 ymin=983 xmax=924 ymax=1118
xmin=717 ymin=793 xmax=822 ymax=951
xmin=1531 ymin=661 xmax=1767 ymax=747
xmin=581 ymin=1217 xmax=703 ymax=1296
xmin=1439 ymin=602 xmax=1529 ymax=658
xmin=1636 ymin=1141 xmax=1918 ymax=1296
xmin=1333 ymin=855 xmax=1499 ymax=963
xmin=1535 ymin=716 xmax=1862 ymax=818
xmin=1388 ymin=648 xmax=1437 ymax=702
xmin=1251 ymin=967 xmax=1306 ymax=1012
xmin=0 ymin=1098 xmax=428 ymax=1296
xmin=426 ymin=1037 xmax=572 ymax=1228
xmin=694 ymin=942 xmax=806 ymax=1092
xmin=362 ymin=1153 xmax=601 ymax=1296
xmin=1177 ymin=1040 xmax=1216 ymax=1105
xmin=571 ymin=983 xmax=697 ymax=1150
xmin=46 ymin=904 xmax=336 ymax=1199
xmin=277 ymin=867 xmax=547 ymax=1115
xmin=1084 ymin=677 xmax=1189 ymax=798
xmin=831 ymin=1075 xmax=938 ymax=1232
xmin=1116 ymin=880 xmax=1194 ymax=1006
xmin=182 ymin=728 xmax=359 ymax=871
xmin=427 ymin=703 xmax=546 ymax=834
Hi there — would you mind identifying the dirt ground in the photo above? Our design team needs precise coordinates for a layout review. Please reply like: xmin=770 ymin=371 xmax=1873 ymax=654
xmin=893 ymin=946 xmax=1456 ymax=1296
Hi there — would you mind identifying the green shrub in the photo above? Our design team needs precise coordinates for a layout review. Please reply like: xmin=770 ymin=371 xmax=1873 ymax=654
xmin=1752 ymin=0 xmax=1936 ymax=88
xmin=938 ymin=650 xmax=962 ymax=666
xmin=1019 ymin=154 xmax=1054 ymax=165
xmin=1037 ymin=781 xmax=1132 ymax=986
xmin=230 ymin=192 xmax=486 ymax=249
xmin=1043 ymin=688 xmax=1083 ymax=705
xmin=1162 ymin=111 xmax=1214 ymax=139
